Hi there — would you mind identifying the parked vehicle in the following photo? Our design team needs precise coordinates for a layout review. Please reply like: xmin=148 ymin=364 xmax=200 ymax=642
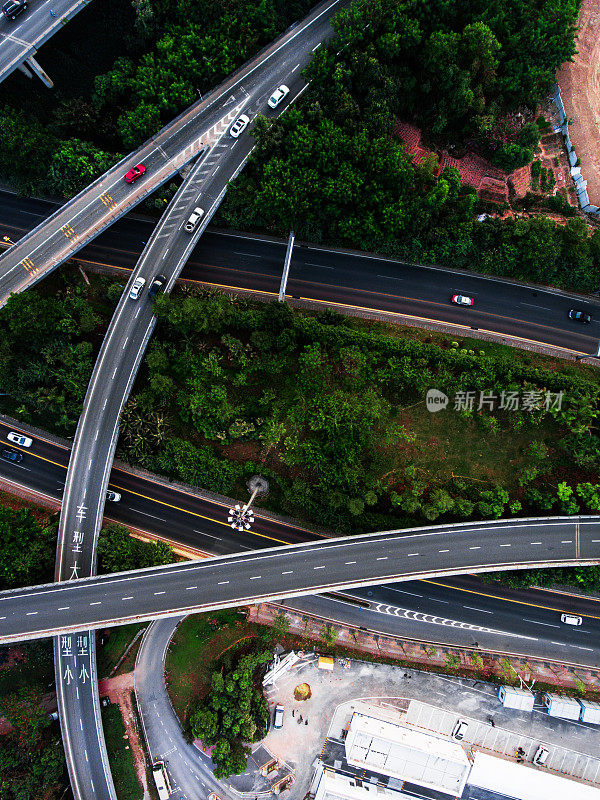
xmin=273 ymin=704 xmax=284 ymax=729
xmin=451 ymin=719 xmax=469 ymax=740
xmin=533 ymin=746 xmax=549 ymax=766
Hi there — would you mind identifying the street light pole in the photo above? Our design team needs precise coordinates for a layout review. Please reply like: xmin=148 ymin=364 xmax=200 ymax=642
xmin=227 ymin=476 xmax=269 ymax=531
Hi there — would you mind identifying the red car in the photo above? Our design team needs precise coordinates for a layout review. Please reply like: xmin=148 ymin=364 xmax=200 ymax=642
xmin=124 ymin=164 xmax=146 ymax=184
xmin=451 ymin=294 xmax=474 ymax=307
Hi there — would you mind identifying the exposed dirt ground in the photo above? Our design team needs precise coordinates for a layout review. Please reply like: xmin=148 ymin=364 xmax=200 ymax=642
xmin=557 ymin=0 xmax=600 ymax=205
xmin=98 ymin=672 xmax=150 ymax=800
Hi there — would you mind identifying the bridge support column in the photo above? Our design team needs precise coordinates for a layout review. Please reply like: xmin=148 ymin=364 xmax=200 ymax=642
xmin=17 ymin=62 xmax=33 ymax=79
xmin=24 ymin=56 xmax=54 ymax=89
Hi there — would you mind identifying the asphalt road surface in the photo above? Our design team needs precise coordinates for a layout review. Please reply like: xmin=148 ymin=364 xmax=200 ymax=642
xmin=134 ymin=617 xmax=227 ymax=800
xmin=0 ymin=0 xmax=90 ymax=84
xmin=0 ymin=516 xmax=598 ymax=643
xmin=1 ymin=416 xmax=600 ymax=666
xmin=0 ymin=0 xmax=346 ymax=305
xmin=0 ymin=190 xmax=598 ymax=354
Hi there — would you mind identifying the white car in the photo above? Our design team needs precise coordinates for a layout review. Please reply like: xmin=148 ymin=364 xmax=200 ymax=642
xmin=7 ymin=431 xmax=32 ymax=448
xmin=560 ymin=613 xmax=582 ymax=626
xmin=106 ymin=491 xmax=121 ymax=502
xmin=129 ymin=276 xmax=146 ymax=300
xmin=451 ymin=719 xmax=469 ymax=741
xmin=185 ymin=207 xmax=205 ymax=233
xmin=268 ymin=85 xmax=290 ymax=109
xmin=229 ymin=114 xmax=250 ymax=138
xmin=273 ymin=704 xmax=284 ymax=729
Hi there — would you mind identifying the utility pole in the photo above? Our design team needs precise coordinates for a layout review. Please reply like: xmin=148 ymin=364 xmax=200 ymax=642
xmin=278 ymin=231 xmax=295 ymax=302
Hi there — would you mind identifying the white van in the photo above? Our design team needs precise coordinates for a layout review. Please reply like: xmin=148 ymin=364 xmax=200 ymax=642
xmin=185 ymin=207 xmax=204 ymax=233
xmin=273 ymin=704 xmax=284 ymax=729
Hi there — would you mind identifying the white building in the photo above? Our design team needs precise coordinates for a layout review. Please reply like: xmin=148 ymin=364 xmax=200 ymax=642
xmin=469 ymin=752 xmax=600 ymax=800
xmin=344 ymin=712 xmax=470 ymax=797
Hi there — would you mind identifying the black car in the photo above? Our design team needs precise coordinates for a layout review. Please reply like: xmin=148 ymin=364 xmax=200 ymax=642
xmin=569 ymin=308 xmax=592 ymax=324
xmin=1 ymin=448 xmax=22 ymax=463
xmin=2 ymin=0 xmax=28 ymax=19
xmin=148 ymin=274 xmax=166 ymax=298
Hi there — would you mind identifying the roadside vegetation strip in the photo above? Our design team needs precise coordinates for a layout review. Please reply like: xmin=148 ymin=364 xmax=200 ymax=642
xmin=101 ymin=702 xmax=144 ymax=800
xmin=247 ymin=603 xmax=600 ymax=698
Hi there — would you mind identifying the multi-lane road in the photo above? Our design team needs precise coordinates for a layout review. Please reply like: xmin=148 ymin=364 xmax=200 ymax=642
xmin=0 ymin=0 xmax=91 ymax=85
xmin=0 ymin=515 xmax=598 ymax=643
xmin=0 ymin=0 xmax=347 ymax=305
xmin=1 ymin=418 xmax=599 ymax=664
xmin=0 ymin=191 xmax=598 ymax=355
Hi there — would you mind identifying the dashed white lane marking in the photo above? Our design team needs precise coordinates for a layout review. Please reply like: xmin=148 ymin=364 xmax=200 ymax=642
xmin=26 ymin=611 xmax=38 ymax=615
xmin=463 ymin=606 xmax=492 ymax=614
xmin=282 ymin=570 xmax=293 ymax=575
xmin=218 ymin=580 xmax=229 ymax=585
xmin=122 ymin=596 xmax=133 ymax=600
xmin=439 ymin=549 xmax=449 ymax=553
xmin=154 ymin=591 xmax=166 ymax=595
xmin=186 ymin=586 xmax=197 ymax=591
xmin=345 ymin=561 xmax=356 ymax=565
xmin=523 ymin=618 xmax=560 ymax=628
xmin=250 ymin=575 xmax=262 ymax=580
xmin=407 ymin=553 xmax=419 ymax=557
xmin=530 ymin=541 xmax=542 ymax=545
xmin=376 ymin=557 xmax=388 ymax=561
xmin=314 ymin=565 xmax=326 ymax=570
xmin=469 ymin=546 xmax=481 ymax=550
xmin=561 ymin=540 xmax=573 ymax=543
xmin=90 ymin=601 xmax=101 ymax=606
xmin=58 ymin=607 xmax=70 ymax=610
xmin=500 ymin=543 xmax=511 ymax=547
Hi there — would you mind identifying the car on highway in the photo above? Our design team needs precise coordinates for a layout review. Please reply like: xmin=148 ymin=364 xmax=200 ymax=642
xmin=451 ymin=294 xmax=474 ymax=307
xmin=268 ymin=85 xmax=290 ymax=109
xmin=560 ymin=613 xmax=582 ymax=626
xmin=229 ymin=114 xmax=250 ymax=138
xmin=129 ymin=276 xmax=146 ymax=300
xmin=2 ymin=0 xmax=28 ymax=20
xmin=124 ymin=164 xmax=146 ymax=184
xmin=184 ymin=207 xmax=205 ymax=233
xmin=106 ymin=491 xmax=121 ymax=503
xmin=451 ymin=719 xmax=468 ymax=740
xmin=568 ymin=308 xmax=591 ymax=324
xmin=148 ymin=274 xmax=167 ymax=298
xmin=1 ymin=448 xmax=22 ymax=463
xmin=7 ymin=431 xmax=32 ymax=448
xmin=273 ymin=704 xmax=284 ymax=729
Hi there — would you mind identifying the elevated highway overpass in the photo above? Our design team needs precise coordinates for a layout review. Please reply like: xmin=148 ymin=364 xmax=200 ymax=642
xmin=0 ymin=515 xmax=597 ymax=644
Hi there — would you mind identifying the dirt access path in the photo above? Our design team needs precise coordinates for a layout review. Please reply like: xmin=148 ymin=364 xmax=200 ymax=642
xmin=98 ymin=672 xmax=150 ymax=800
xmin=557 ymin=0 xmax=600 ymax=205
